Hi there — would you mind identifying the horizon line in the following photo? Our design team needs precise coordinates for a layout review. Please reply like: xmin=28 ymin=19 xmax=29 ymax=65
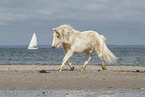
xmin=0 ymin=44 xmax=145 ymax=46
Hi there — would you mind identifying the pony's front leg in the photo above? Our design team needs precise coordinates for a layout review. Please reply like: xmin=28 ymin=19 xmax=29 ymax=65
xmin=81 ymin=53 xmax=91 ymax=71
xmin=59 ymin=51 xmax=73 ymax=71
xmin=67 ymin=60 xmax=74 ymax=71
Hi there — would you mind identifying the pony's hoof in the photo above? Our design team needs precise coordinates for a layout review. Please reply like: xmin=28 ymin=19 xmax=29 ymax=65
xmin=81 ymin=68 xmax=85 ymax=71
xmin=81 ymin=66 xmax=86 ymax=71
xmin=102 ymin=68 xmax=107 ymax=70
xmin=71 ymin=66 xmax=74 ymax=71
xmin=58 ymin=69 xmax=62 ymax=72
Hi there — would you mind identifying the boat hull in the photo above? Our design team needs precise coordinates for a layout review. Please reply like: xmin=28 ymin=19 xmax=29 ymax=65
xmin=28 ymin=47 xmax=38 ymax=49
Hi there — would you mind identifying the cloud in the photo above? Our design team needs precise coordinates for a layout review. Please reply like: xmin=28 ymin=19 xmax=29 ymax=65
xmin=0 ymin=0 xmax=145 ymax=24
xmin=0 ymin=0 xmax=145 ymax=45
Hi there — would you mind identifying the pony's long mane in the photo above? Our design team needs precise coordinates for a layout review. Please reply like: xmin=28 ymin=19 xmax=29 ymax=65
xmin=55 ymin=25 xmax=76 ymax=44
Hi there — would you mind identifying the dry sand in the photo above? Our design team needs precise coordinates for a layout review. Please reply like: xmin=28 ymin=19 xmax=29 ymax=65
xmin=0 ymin=65 xmax=145 ymax=91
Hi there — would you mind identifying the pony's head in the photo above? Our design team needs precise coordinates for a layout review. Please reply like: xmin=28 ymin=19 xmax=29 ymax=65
xmin=51 ymin=28 xmax=62 ymax=48
xmin=51 ymin=25 xmax=74 ymax=48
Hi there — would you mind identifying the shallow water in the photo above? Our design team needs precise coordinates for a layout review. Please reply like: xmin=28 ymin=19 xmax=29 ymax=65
xmin=1 ymin=89 xmax=145 ymax=97
xmin=0 ymin=45 xmax=145 ymax=66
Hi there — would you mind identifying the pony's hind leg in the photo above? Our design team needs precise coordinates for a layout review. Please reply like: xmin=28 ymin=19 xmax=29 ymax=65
xmin=101 ymin=59 xmax=106 ymax=70
xmin=81 ymin=53 xmax=91 ymax=71
xmin=94 ymin=49 xmax=106 ymax=70
xmin=98 ymin=54 xmax=106 ymax=70
xmin=67 ymin=60 xmax=74 ymax=71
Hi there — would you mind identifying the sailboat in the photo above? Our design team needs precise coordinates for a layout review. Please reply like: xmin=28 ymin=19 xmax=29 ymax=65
xmin=28 ymin=33 xmax=38 ymax=49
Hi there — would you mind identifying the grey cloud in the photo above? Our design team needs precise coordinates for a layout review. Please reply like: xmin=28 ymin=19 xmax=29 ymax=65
xmin=1 ymin=0 xmax=145 ymax=24
xmin=0 ymin=0 xmax=145 ymax=45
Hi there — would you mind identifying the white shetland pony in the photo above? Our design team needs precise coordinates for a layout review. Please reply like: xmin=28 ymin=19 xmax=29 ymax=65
xmin=52 ymin=25 xmax=118 ymax=71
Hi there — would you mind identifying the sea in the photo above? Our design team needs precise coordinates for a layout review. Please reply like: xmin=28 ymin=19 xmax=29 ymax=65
xmin=0 ymin=45 xmax=145 ymax=66
xmin=0 ymin=45 xmax=145 ymax=97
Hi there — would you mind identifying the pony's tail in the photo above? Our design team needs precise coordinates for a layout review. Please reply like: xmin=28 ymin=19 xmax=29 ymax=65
xmin=101 ymin=35 xmax=118 ymax=64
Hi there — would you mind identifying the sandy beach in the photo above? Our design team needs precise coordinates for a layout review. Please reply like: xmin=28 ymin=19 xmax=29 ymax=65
xmin=0 ymin=65 xmax=145 ymax=91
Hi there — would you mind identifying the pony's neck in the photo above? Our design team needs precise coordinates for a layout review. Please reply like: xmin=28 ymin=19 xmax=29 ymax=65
xmin=61 ymin=29 xmax=78 ymax=45
xmin=71 ymin=29 xmax=80 ymax=37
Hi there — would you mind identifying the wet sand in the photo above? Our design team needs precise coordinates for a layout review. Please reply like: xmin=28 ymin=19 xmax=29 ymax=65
xmin=0 ymin=65 xmax=145 ymax=91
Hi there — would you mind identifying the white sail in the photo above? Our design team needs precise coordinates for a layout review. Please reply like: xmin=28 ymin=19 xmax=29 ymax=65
xmin=28 ymin=33 xmax=38 ymax=49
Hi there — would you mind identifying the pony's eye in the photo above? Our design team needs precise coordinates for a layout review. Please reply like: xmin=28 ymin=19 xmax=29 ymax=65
xmin=57 ymin=36 xmax=60 ymax=38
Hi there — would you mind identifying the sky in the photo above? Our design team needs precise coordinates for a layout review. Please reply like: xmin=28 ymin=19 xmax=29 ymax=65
xmin=0 ymin=0 xmax=145 ymax=45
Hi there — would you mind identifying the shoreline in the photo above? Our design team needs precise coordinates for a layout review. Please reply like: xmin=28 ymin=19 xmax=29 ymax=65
xmin=0 ymin=65 xmax=145 ymax=91
xmin=0 ymin=65 xmax=145 ymax=71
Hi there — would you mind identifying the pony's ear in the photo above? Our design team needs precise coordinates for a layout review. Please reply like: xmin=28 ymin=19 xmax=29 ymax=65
xmin=53 ymin=28 xmax=60 ymax=36
xmin=56 ymin=31 xmax=60 ymax=35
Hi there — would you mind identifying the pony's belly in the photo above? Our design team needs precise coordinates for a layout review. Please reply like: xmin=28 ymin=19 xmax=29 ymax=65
xmin=73 ymin=48 xmax=92 ymax=54
xmin=74 ymin=51 xmax=85 ymax=54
